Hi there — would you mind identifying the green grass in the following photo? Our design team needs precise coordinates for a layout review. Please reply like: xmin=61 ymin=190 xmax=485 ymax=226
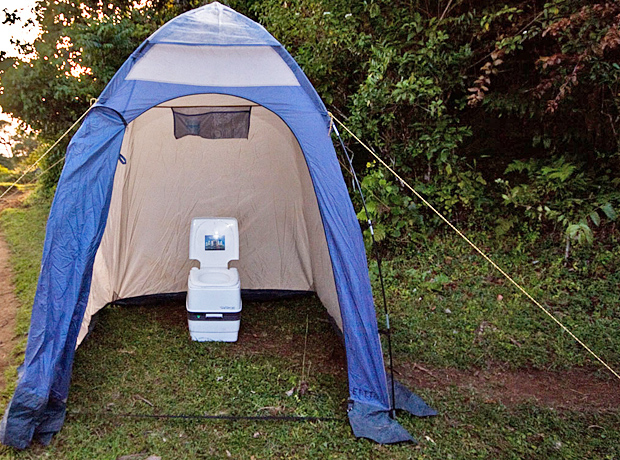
xmin=0 ymin=196 xmax=51 ymax=404
xmin=0 ymin=197 xmax=619 ymax=459
xmin=3 ymin=301 xmax=619 ymax=460
xmin=0 ymin=184 xmax=36 ymax=193
xmin=375 ymin=232 xmax=620 ymax=371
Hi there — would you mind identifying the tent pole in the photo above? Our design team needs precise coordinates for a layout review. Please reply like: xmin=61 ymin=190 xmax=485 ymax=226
xmin=332 ymin=123 xmax=397 ymax=419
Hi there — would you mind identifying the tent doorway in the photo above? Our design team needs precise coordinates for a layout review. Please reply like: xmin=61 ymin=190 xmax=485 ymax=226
xmin=82 ymin=94 xmax=340 ymax=343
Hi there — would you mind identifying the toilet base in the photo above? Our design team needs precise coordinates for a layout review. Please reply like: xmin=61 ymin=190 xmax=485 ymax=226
xmin=187 ymin=311 xmax=241 ymax=342
xmin=189 ymin=330 xmax=239 ymax=342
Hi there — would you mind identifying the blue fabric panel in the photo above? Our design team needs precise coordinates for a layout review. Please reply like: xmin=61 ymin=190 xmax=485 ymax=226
xmin=0 ymin=108 xmax=125 ymax=449
xmin=348 ymin=401 xmax=414 ymax=444
xmin=388 ymin=376 xmax=437 ymax=417
xmin=348 ymin=378 xmax=437 ymax=444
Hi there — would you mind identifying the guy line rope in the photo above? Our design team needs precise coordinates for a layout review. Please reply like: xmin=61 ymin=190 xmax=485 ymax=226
xmin=0 ymin=99 xmax=97 ymax=202
xmin=330 ymin=113 xmax=620 ymax=382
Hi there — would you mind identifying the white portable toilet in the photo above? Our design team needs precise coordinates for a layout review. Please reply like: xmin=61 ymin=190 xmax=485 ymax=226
xmin=187 ymin=217 xmax=241 ymax=342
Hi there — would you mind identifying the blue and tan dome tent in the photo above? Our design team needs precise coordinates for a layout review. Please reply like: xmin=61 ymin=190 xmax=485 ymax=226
xmin=0 ymin=2 xmax=434 ymax=448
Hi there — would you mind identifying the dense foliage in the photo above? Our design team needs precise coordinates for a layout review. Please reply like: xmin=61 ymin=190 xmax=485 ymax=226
xmin=253 ymin=0 xmax=620 ymax=253
xmin=1 ymin=0 xmax=619 ymax=252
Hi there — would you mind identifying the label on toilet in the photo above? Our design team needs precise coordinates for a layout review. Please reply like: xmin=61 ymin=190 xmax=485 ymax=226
xmin=205 ymin=235 xmax=225 ymax=250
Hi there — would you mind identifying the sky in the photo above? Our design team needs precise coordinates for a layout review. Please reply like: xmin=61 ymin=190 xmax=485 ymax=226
xmin=0 ymin=0 xmax=39 ymax=156
xmin=0 ymin=0 xmax=39 ymax=57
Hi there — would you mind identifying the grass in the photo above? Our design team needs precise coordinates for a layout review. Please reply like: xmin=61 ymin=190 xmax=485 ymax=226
xmin=0 ymin=195 xmax=51 ymax=404
xmin=0 ymin=197 xmax=619 ymax=459
xmin=375 ymin=232 xmax=620 ymax=371
xmin=0 ymin=184 xmax=36 ymax=194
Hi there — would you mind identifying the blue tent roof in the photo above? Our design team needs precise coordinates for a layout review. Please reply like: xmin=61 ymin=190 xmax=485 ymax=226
xmin=0 ymin=3 xmax=433 ymax=448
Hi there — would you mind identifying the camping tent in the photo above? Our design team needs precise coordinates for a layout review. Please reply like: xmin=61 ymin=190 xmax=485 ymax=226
xmin=0 ymin=2 xmax=434 ymax=449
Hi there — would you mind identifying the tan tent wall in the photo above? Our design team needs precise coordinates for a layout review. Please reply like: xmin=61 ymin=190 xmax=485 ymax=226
xmin=78 ymin=94 xmax=340 ymax=343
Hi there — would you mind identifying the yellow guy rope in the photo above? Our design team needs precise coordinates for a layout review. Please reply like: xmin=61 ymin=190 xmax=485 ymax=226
xmin=331 ymin=114 xmax=620 ymax=381
xmin=0 ymin=100 xmax=97 ymax=202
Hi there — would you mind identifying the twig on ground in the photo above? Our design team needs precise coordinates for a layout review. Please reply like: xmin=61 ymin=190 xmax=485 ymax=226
xmin=413 ymin=363 xmax=440 ymax=380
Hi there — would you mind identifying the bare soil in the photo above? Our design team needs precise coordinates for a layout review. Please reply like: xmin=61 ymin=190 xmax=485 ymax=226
xmin=396 ymin=361 xmax=620 ymax=412
xmin=0 ymin=191 xmax=24 ymax=391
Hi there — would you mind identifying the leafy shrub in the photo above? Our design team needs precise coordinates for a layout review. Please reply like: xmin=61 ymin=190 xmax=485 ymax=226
xmin=353 ymin=162 xmax=424 ymax=252
xmin=497 ymin=156 xmax=619 ymax=252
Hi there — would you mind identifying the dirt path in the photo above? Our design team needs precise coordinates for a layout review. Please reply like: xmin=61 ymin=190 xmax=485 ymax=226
xmin=210 ymin=299 xmax=620 ymax=412
xmin=396 ymin=361 xmax=620 ymax=412
xmin=0 ymin=191 xmax=24 ymax=391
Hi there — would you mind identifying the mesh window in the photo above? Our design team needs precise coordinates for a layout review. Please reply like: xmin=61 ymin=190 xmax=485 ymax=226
xmin=172 ymin=106 xmax=251 ymax=139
